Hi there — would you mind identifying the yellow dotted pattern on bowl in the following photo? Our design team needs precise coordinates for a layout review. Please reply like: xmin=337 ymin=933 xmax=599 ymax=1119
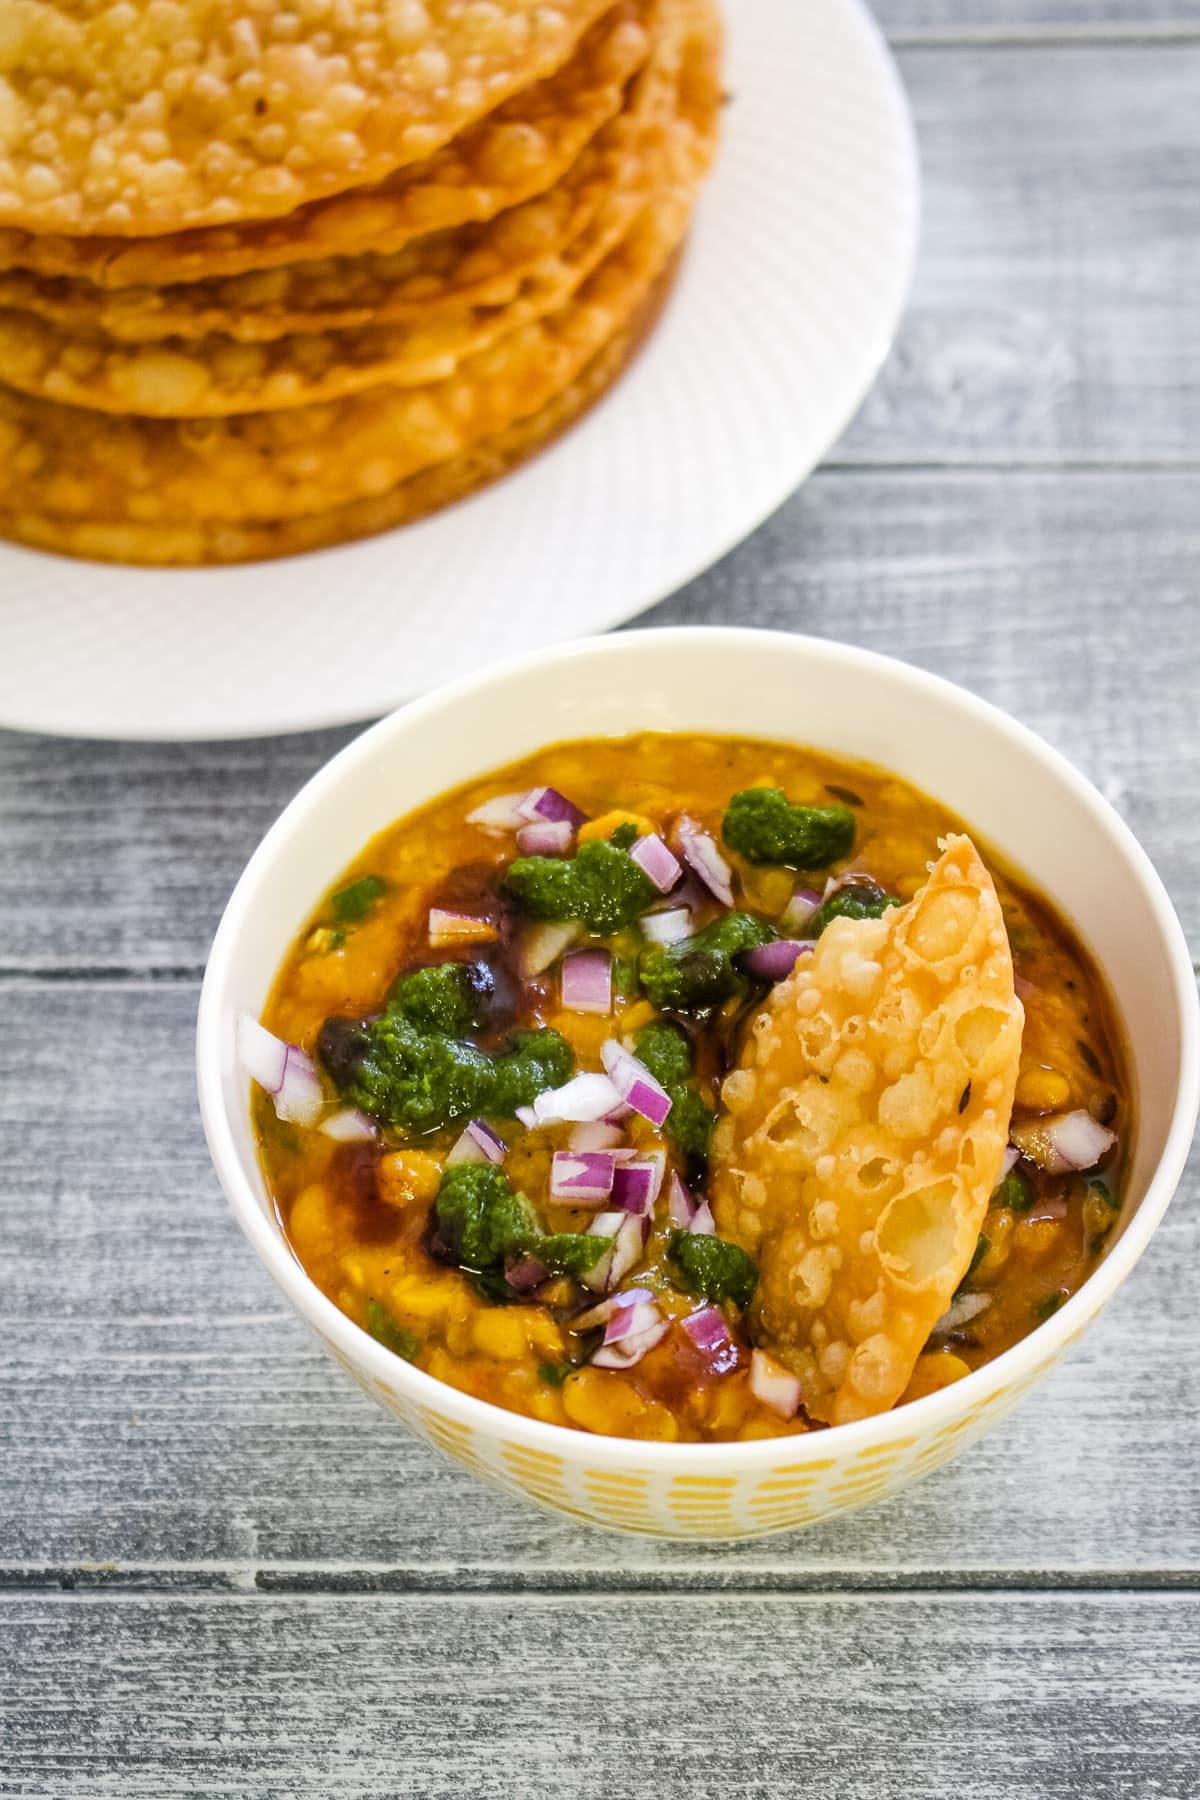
xmin=310 ymin=1323 xmax=1078 ymax=1539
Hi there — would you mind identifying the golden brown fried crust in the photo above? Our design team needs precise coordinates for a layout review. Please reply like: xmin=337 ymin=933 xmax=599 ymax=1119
xmin=711 ymin=836 xmax=1024 ymax=1427
xmin=0 ymin=0 xmax=616 ymax=235
xmin=0 ymin=3 xmax=651 ymax=284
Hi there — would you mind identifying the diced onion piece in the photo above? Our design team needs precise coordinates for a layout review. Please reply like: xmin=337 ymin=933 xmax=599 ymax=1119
xmin=580 ymin=1211 xmax=624 ymax=1293
xmin=467 ymin=791 xmax=530 ymax=831
xmin=750 ymin=1350 xmax=802 ymax=1419
xmin=603 ymin=1296 xmax=662 ymax=1345
xmin=934 ymin=1291 xmax=993 ymax=1333
xmin=319 ymin=1106 xmax=376 ymax=1143
xmin=600 ymin=1039 xmax=672 ymax=1130
xmin=606 ymin=1212 xmax=649 ymax=1292
xmin=239 ymin=1014 xmax=326 ymax=1129
xmin=780 ymin=887 xmax=822 ymax=933
xmin=516 ymin=819 xmax=575 ymax=857
xmin=1010 ymin=1110 xmax=1116 ymax=1175
xmin=560 ymin=948 xmax=612 ymax=1015
xmin=446 ymin=1118 xmax=507 ymax=1167
xmin=519 ymin=919 xmax=584 ymax=977
xmin=276 ymin=1046 xmax=325 ymax=1126
xmin=676 ymin=821 xmax=734 ymax=908
xmin=573 ymin=1287 xmax=654 ymax=1331
xmin=739 ymin=939 xmax=812 ymax=982
xmin=688 ymin=1198 xmax=716 ymax=1236
xmin=515 ymin=1105 xmax=537 ymax=1129
xmin=592 ymin=1316 xmax=669 ymax=1370
xmin=682 ymin=1305 xmax=733 ymax=1357
xmin=629 ymin=832 xmax=682 ymax=894
xmin=640 ymin=906 xmax=692 ymax=946
xmin=519 ymin=786 xmax=587 ymax=830
xmin=533 ymin=1072 xmax=625 ymax=1126
xmin=996 ymin=1144 xmax=1020 ymax=1185
xmin=611 ymin=1153 xmax=665 ymax=1215
xmin=505 ymin=1254 xmax=548 ymax=1294
xmin=666 ymin=1172 xmax=697 ymax=1229
xmin=549 ymin=1150 xmax=618 ymax=1202
xmin=567 ymin=1120 xmax=627 ymax=1153
xmin=428 ymin=908 xmax=496 ymax=947
xmin=237 ymin=1014 xmax=287 ymax=1095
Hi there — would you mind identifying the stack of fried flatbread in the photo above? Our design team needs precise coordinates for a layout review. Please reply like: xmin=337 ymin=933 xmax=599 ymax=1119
xmin=0 ymin=0 xmax=721 ymax=564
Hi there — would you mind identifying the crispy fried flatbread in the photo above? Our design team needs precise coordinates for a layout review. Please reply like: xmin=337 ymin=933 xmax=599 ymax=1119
xmin=0 ymin=9 xmax=715 ymax=415
xmin=0 ymin=267 xmax=667 ymax=564
xmin=0 ymin=3 xmax=650 ymax=285
xmin=711 ymin=836 xmax=1024 ymax=1427
xmin=0 ymin=1 xmax=680 ymax=341
xmin=0 ymin=187 xmax=696 ymax=521
xmin=0 ymin=0 xmax=615 ymax=234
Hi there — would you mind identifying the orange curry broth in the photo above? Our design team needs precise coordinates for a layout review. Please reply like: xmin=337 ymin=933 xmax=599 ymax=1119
xmin=255 ymin=733 xmax=1130 ymax=1444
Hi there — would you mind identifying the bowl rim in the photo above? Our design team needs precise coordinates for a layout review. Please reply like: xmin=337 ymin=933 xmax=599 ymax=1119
xmin=196 ymin=626 xmax=1200 ymax=1469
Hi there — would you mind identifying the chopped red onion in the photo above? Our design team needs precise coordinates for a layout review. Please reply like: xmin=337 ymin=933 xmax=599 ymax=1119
xmin=238 ymin=1018 xmax=325 ymax=1127
xmin=997 ymin=1144 xmax=1020 ymax=1183
xmin=606 ymin=1212 xmax=649 ymax=1291
xmin=611 ymin=1153 xmax=665 ymax=1215
xmin=934 ymin=1291 xmax=993 ymax=1333
xmin=238 ymin=1016 xmax=288 ymax=1094
xmin=592 ymin=1313 xmax=669 ymax=1370
xmin=600 ymin=1040 xmax=673 ymax=1130
xmin=640 ymin=906 xmax=693 ymax=946
xmin=666 ymin=1172 xmax=697 ymax=1229
xmin=675 ymin=821 xmax=734 ymax=908
xmin=533 ymin=1071 xmax=625 ymax=1126
xmin=319 ymin=1106 xmax=377 ymax=1143
xmin=504 ymin=1254 xmax=548 ymax=1294
xmin=446 ymin=1118 xmax=508 ymax=1167
xmin=428 ymin=908 xmax=496 ymax=947
xmin=689 ymin=1198 xmax=716 ymax=1236
xmin=560 ymin=948 xmax=612 ymax=1016
xmin=1027 ymin=1195 xmax=1069 ymax=1225
xmin=567 ymin=1120 xmax=627 ymax=1153
xmin=466 ymin=791 xmax=529 ymax=831
xmin=550 ymin=1150 xmax=618 ymax=1202
xmin=519 ymin=786 xmax=587 ymax=830
xmin=603 ymin=1296 xmax=661 ymax=1345
xmin=580 ymin=1211 xmax=624 ymax=1293
xmin=739 ymin=939 xmax=813 ymax=982
xmin=630 ymin=832 xmax=682 ymax=894
xmin=682 ymin=1305 xmax=734 ymax=1357
xmin=750 ymin=1349 xmax=802 ymax=1419
xmin=519 ymin=919 xmax=583 ymax=977
xmin=515 ymin=1105 xmax=537 ymax=1129
xmin=573 ymin=1286 xmax=654 ymax=1331
xmin=780 ymin=887 xmax=822 ymax=933
xmin=516 ymin=819 xmax=575 ymax=857
xmin=1010 ymin=1109 xmax=1116 ymax=1175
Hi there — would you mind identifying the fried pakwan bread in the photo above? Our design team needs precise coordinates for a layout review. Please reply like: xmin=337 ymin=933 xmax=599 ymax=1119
xmin=0 ymin=266 xmax=668 ymax=564
xmin=0 ymin=189 xmax=698 ymax=522
xmin=710 ymin=836 xmax=1024 ymax=1427
xmin=0 ymin=10 xmax=714 ymax=414
xmin=0 ymin=0 xmax=680 ymax=340
xmin=0 ymin=181 xmax=644 ymax=414
xmin=0 ymin=2 xmax=650 ymax=286
xmin=0 ymin=0 xmax=617 ymax=235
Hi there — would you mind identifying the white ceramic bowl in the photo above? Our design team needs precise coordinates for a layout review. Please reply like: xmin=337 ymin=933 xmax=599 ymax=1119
xmin=197 ymin=629 xmax=1199 ymax=1538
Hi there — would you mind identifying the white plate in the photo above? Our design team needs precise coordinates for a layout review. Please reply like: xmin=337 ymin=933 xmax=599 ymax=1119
xmin=0 ymin=0 xmax=918 ymax=740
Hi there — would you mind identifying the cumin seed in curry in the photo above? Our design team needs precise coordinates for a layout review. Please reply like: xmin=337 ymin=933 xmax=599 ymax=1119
xmin=245 ymin=733 xmax=1129 ymax=1444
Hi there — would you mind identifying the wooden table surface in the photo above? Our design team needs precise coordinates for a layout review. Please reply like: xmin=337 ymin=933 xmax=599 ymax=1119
xmin=4 ymin=4 xmax=1200 ymax=1795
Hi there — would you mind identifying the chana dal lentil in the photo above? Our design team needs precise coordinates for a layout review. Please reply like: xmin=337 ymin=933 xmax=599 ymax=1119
xmin=250 ymin=733 xmax=1130 ymax=1444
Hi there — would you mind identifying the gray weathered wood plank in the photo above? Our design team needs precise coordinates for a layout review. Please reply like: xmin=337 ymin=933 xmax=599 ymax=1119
xmin=877 ymin=1 xmax=1200 ymax=35
xmin=0 ymin=469 xmax=1196 ymax=971
xmin=844 ymin=45 xmax=1200 ymax=460
xmin=2 ymin=1593 xmax=1198 ymax=1798
xmin=3 ymin=981 xmax=1196 ymax=1577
